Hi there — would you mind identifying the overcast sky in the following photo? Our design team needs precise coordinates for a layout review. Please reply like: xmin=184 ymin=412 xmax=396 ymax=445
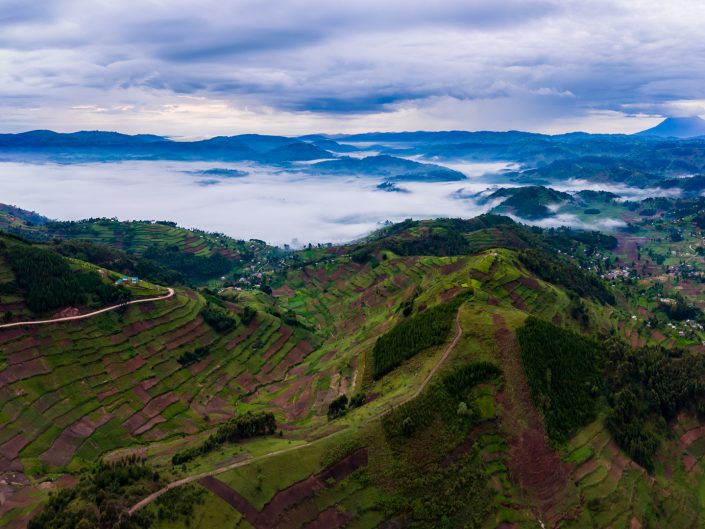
xmin=2 ymin=0 xmax=704 ymax=136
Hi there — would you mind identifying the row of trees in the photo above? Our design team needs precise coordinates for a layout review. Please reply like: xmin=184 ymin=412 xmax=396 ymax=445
xmin=172 ymin=411 xmax=276 ymax=465
xmin=177 ymin=346 xmax=211 ymax=367
xmin=327 ymin=392 xmax=366 ymax=420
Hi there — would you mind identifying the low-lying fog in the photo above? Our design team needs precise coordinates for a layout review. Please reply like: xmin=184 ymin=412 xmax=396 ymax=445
xmin=0 ymin=160 xmax=678 ymax=246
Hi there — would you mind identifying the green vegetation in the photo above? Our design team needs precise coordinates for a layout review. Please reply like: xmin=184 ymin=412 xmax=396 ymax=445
xmin=517 ymin=317 xmax=602 ymax=442
xmin=13 ymin=207 xmax=705 ymax=529
xmin=326 ymin=392 xmax=366 ymax=420
xmin=373 ymin=294 xmax=467 ymax=379
xmin=241 ymin=305 xmax=257 ymax=324
xmin=604 ymin=339 xmax=705 ymax=471
xmin=518 ymin=248 xmax=615 ymax=304
xmin=28 ymin=456 xmax=162 ymax=529
xmin=383 ymin=361 xmax=500 ymax=438
xmin=199 ymin=303 xmax=236 ymax=333
xmin=171 ymin=412 xmax=276 ymax=465
xmin=177 ymin=346 xmax=210 ymax=367
xmin=326 ymin=394 xmax=348 ymax=420
xmin=380 ymin=361 xmax=501 ymax=527
xmin=143 ymin=245 xmax=231 ymax=283
xmin=54 ymin=239 xmax=182 ymax=285
xmin=659 ymin=293 xmax=701 ymax=321
xmin=3 ymin=241 xmax=131 ymax=313
xmin=151 ymin=485 xmax=206 ymax=526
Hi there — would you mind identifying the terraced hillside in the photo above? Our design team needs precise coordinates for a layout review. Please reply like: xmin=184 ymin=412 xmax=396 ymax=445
xmin=0 ymin=205 xmax=283 ymax=286
xmin=8 ymin=216 xmax=705 ymax=528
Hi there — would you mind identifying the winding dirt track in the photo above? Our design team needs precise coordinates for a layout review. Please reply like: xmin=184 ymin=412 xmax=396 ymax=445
xmin=0 ymin=288 xmax=174 ymax=329
xmin=128 ymin=307 xmax=464 ymax=515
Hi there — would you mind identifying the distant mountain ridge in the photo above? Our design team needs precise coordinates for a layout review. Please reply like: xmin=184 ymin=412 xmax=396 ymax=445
xmin=635 ymin=116 xmax=705 ymax=138
xmin=0 ymin=130 xmax=336 ymax=163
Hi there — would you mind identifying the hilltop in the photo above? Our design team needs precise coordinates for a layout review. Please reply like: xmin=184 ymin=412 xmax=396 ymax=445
xmin=0 ymin=205 xmax=282 ymax=288
xmin=636 ymin=116 xmax=705 ymax=138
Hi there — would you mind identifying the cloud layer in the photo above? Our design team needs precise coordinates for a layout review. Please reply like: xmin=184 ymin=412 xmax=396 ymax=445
xmin=1 ymin=1 xmax=704 ymax=135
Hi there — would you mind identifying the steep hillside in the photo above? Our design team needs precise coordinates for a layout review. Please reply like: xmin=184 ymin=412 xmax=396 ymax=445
xmin=7 ymin=216 xmax=705 ymax=528
xmin=0 ymin=208 xmax=282 ymax=287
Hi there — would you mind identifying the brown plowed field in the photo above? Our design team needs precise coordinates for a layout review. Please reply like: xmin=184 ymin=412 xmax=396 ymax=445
xmin=492 ymin=313 xmax=575 ymax=525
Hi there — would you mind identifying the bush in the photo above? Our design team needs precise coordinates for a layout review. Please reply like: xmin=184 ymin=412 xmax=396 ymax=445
xmin=327 ymin=394 xmax=349 ymax=420
xmin=200 ymin=303 xmax=236 ymax=333
xmin=177 ymin=346 xmax=210 ymax=367
xmin=241 ymin=305 xmax=257 ymax=325
xmin=349 ymin=392 xmax=366 ymax=408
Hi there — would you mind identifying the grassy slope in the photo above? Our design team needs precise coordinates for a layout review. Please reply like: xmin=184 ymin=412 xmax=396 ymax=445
xmin=168 ymin=242 xmax=705 ymax=528
xmin=8 ymin=216 xmax=705 ymax=528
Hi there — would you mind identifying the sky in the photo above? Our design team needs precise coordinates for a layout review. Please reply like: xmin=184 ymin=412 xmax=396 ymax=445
xmin=2 ymin=0 xmax=705 ymax=137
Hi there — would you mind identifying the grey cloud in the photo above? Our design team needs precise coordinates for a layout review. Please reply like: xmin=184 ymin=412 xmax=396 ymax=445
xmin=0 ymin=0 xmax=704 ymax=133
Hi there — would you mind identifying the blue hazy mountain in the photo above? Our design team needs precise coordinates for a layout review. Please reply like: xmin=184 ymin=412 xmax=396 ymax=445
xmin=6 ymin=128 xmax=705 ymax=187
xmin=263 ymin=141 xmax=333 ymax=161
xmin=339 ymin=130 xmax=541 ymax=144
xmin=311 ymin=139 xmax=359 ymax=153
xmin=0 ymin=130 xmax=333 ymax=163
xmin=635 ymin=116 xmax=705 ymax=138
xmin=0 ymin=130 xmax=165 ymax=147
xmin=312 ymin=154 xmax=466 ymax=181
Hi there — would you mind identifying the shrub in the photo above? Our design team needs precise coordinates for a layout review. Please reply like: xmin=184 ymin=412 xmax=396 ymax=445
xmin=177 ymin=346 xmax=210 ymax=367
xmin=241 ymin=305 xmax=257 ymax=324
xmin=327 ymin=394 xmax=349 ymax=420
xmin=200 ymin=303 xmax=236 ymax=333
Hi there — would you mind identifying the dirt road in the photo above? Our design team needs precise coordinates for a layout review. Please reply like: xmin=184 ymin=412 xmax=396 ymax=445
xmin=0 ymin=288 xmax=174 ymax=329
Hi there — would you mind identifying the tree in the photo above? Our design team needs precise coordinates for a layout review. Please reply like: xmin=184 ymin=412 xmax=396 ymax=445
xmin=457 ymin=401 xmax=469 ymax=416
xmin=241 ymin=305 xmax=257 ymax=325
xmin=327 ymin=394 xmax=349 ymax=420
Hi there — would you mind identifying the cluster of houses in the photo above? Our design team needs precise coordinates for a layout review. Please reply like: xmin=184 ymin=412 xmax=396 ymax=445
xmin=602 ymin=267 xmax=632 ymax=280
xmin=115 ymin=276 xmax=139 ymax=286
